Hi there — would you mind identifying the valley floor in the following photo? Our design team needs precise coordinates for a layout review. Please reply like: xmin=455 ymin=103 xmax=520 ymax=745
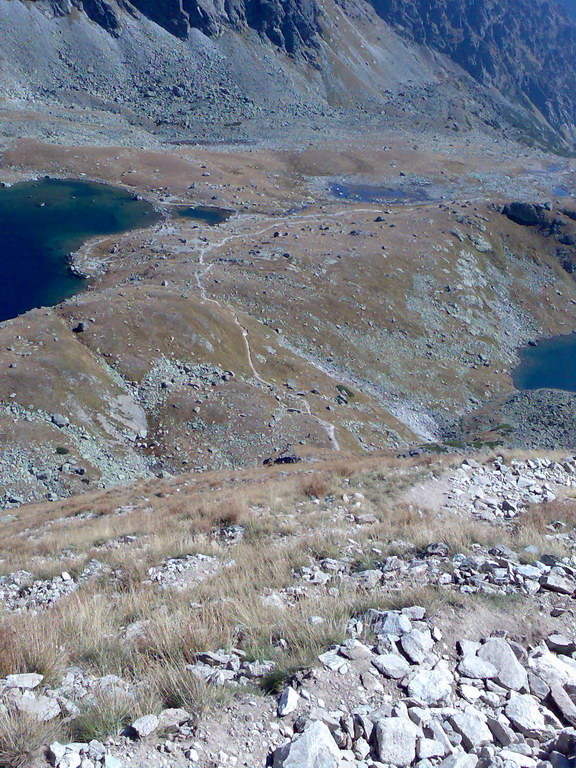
xmin=0 ymin=127 xmax=574 ymax=507
xmin=0 ymin=108 xmax=575 ymax=768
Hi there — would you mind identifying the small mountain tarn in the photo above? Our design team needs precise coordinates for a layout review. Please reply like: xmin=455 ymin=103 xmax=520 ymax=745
xmin=0 ymin=178 xmax=159 ymax=323
xmin=513 ymin=333 xmax=576 ymax=393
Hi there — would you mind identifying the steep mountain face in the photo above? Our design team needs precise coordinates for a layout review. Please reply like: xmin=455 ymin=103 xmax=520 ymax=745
xmin=9 ymin=0 xmax=576 ymax=148
xmin=365 ymin=0 xmax=576 ymax=142
xmin=33 ymin=0 xmax=321 ymax=52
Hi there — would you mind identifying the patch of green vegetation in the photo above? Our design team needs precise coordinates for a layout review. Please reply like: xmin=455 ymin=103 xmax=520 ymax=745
xmin=55 ymin=446 xmax=70 ymax=455
xmin=493 ymin=424 xmax=515 ymax=434
xmin=420 ymin=443 xmax=448 ymax=454
xmin=336 ymin=384 xmax=354 ymax=400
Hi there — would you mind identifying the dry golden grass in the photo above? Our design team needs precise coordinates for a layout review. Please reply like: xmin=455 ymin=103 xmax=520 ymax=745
xmin=0 ymin=449 xmax=569 ymax=745
xmin=0 ymin=710 xmax=63 ymax=768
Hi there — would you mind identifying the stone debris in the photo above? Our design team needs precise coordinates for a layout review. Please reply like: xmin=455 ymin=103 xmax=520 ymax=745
xmin=445 ymin=457 xmax=576 ymax=520
xmin=49 ymin=741 xmax=123 ymax=768
xmin=272 ymin=720 xmax=341 ymax=768
xmin=146 ymin=553 xmax=229 ymax=590
xmin=187 ymin=648 xmax=276 ymax=686
xmin=262 ymin=607 xmax=576 ymax=768
xmin=0 ymin=569 xmax=78 ymax=611
xmin=1 ymin=457 xmax=576 ymax=767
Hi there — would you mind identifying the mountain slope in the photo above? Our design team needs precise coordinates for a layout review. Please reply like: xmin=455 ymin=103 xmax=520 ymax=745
xmin=364 ymin=0 xmax=576 ymax=145
xmin=0 ymin=0 xmax=573 ymax=150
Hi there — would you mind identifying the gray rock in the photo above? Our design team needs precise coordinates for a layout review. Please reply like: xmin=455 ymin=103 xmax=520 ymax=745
xmin=457 ymin=656 xmax=498 ymax=680
xmin=102 ymin=757 xmax=124 ymax=768
xmin=318 ymin=650 xmax=349 ymax=673
xmin=131 ymin=714 xmax=159 ymax=738
xmin=51 ymin=413 xmax=70 ymax=428
xmin=59 ymin=755 xmax=81 ymax=768
xmin=548 ymin=682 xmax=576 ymax=726
xmin=367 ymin=610 xmax=412 ymax=637
xmin=278 ymin=687 xmax=300 ymax=717
xmin=527 ymin=672 xmax=550 ymax=700
xmin=438 ymin=754 xmax=478 ymax=768
xmin=401 ymin=629 xmax=434 ymax=664
xmin=13 ymin=693 xmax=61 ymax=721
xmin=374 ymin=717 xmax=421 ymax=766
xmin=157 ymin=708 xmax=190 ymax=732
xmin=539 ymin=570 xmax=576 ymax=595
xmin=5 ymin=672 xmax=44 ymax=690
xmin=272 ymin=721 xmax=341 ymax=768
xmin=546 ymin=634 xmax=576 ymax=654
xmin=478 ymin=638 xmax=528 ymax=691
xmin=372 ymin=653 xmax=411 ymax=679
xmin=485 ymin=715 xmax=516 ymax=746
xmin=505 ymin=694 xmax=547 ymax=737
xmin=417 ymin=738 xmax=447 ymax=759
xmin=49 ymin=743 xmax=67 ymax=766
xmin=449 ymin=709 xmax=493 ymax=750
xmin=407 ymin=664 xmax=453 ymax=705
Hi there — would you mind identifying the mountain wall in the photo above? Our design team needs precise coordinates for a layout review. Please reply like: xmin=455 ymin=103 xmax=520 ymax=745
xmin=31 ymin=0 xmax=321 ymax=52
xmin=364 ymin=0 xmax=576 ymax=141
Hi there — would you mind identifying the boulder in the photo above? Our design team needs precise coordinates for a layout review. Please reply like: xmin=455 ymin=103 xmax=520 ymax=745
xmin=407 ymin=664 xmax=453 ymax=705
xmin=13 ymin=693 xmax=61 ymax=721
xmin=49 ymin=742 xmax=67 ymax=766
xmin=374 ymin=717 xmax=420 ymax=766
xmin=278 ymin=687 xmax=300 ymax=717
xmin=539 ymin=570 xmax=576 ymax=595
xmin=157 ymin=708 xmax=190 ymax=732
xmin=546 ymin=634 xmax=576 ymax=654
xmin=417 ymin=737 xmax=448 ymax=759
xmin=366 ymin=610 xmax=412 ymax=637
xmin=457 ymin=656 xmax=497 ymax=680
xmin=5 ymin=673 xmax=44 ymax=690
xmin=505 ymin=694 xmax=547 ymax=737
xmin=59 ymin=755 xmax=81 ymax=768
xmin=549 ymin=682 xmax=576 ymax=726
xmin=372 ymin=653 xmax=411 ymax=679
xmin=401 ymin=629 xmax=434 ymax=664
xmin=529 ymin=650 xmax=576 ymax=687
xmin=102 ymin=757 xmax=124 ymax=768
xmin=438 ymin=754 xmax=478 ymax=768
xmin=477 ymin=638 xmax=528 ymax=691
xmin=272 ymin=721 xmax=341 ymax=768
xmin=449 ymin=709 xmax=493 ymax=750
xmin=130 ymin=714 xmax=159 ymax=738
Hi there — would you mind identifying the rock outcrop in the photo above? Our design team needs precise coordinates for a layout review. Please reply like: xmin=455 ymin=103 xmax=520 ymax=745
xmin=29 ymin=0 xmax=321 ymax=52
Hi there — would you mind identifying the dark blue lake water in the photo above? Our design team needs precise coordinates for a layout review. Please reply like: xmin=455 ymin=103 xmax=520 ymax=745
xmin=175 ymin=205 xmax=233 ymax=224
xmin=0 ymin=178 xmax=158 ymax=323
xmin=513 ymin=333 xmax=576 ymax=392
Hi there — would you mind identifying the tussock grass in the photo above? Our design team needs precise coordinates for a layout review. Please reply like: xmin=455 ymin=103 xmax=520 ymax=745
xmin=69 ymin=687 xmax=162 ymax=742
xmin=0 ymin=709 xmax=63 ymax=768
xmin=150 ymin=663 xmax=214 ymax=714
xmin=0 ymin=616 xmax=67 ymax=684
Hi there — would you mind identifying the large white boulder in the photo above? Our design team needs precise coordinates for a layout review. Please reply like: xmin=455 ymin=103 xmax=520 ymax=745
xmin=272 ymin=720 xmax=341 ymax=768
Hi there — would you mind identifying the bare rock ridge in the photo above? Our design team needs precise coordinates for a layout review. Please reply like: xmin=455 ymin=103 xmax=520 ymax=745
xmin=31 ymin=0 xmax=321 ymax=52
